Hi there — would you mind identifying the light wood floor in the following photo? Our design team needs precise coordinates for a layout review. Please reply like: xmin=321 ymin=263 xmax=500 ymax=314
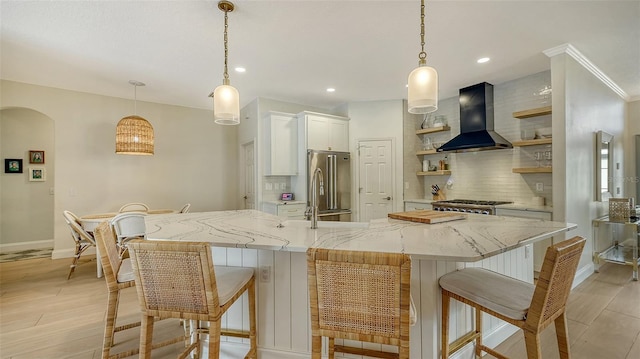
xmin=1 ymin=255 xmax=639 ymax=358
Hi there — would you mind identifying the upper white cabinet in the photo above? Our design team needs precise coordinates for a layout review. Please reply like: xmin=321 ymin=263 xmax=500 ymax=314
xmin=264 ymin=111 xmax=298 ymax=176
xmin=299 ymin=112 xmax=349 ymax=152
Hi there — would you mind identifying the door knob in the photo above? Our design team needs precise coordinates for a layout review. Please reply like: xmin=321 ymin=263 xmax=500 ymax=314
xmin=384 ymin=196 xmax=392 ymax=200
xmin=243 ymin=196 xmax=248 ymax=200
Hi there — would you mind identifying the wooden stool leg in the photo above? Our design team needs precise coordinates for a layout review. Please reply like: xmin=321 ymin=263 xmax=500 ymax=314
xmin=102 ymin=289 xmax=119 ymax=358
xmin=311 ymin=335 xmax=322 ymax=359
xmin=524 ymin=331 xmax=542 ymax=359
xmin=441 ymin=291 xmax=451 ymax=359
xmin=554 ymin=312 xmax=571 ymax=359
xmin=246 ymin=278 xmax=257 ymax=359
xmin=475 ymin=307 xmax=483 ymax=358
xmin=328 ymin=337 xmax=335 ymax=359
xmin=209 ymin=320 xmax=222 ymax=358
xmin=139 ymin=315 xmax=154 ymax=359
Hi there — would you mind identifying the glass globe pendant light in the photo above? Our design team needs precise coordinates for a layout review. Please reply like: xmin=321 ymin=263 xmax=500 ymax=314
xmin=407 ymin=0 xmax=438 ymax=114
xmin=210 ymin=0 xmax=240 ymax=125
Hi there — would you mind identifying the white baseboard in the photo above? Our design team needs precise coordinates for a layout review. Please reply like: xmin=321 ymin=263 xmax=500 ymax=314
xmin=0 ymin=239 xmax=54 ymax=253
xmin=52 ymin=246 xmax=96 ymax=260
xmin=573 ymin=262 xmax=594 ymax=288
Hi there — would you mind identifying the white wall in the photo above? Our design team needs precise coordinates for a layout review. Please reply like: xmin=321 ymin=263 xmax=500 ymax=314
xmin=1 ymin=80 xmax=239 ymax=257
xmin=549 ymin=53 xmax=626 ymax=275
xmin=625 ymin=100 xmax=640 ymax=201
xmin=0 ymin=108 xmax=55 ymax=249
xmin=346 ymin=100 xmax=405 ymax=220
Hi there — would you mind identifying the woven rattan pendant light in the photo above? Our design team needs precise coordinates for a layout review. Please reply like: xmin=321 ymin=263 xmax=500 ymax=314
xmin=116 ymin=81 xmax=154 ymax=155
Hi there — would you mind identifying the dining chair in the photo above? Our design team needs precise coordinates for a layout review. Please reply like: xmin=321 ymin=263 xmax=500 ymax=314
xmin=127 ymin=239 xmax=257 ymax=359
xmin=94 ymin=221 xmax=184 ymax=359
xmin=118 ymin=202 xmax=149 ymax=213
xmin=178 ymin=203 xmax=191 ymax=213
xmin=62 ymin=210 xmax=97 ymax=279
xmin=110 ymin=212 xmax=147 ymax=257
xmin=439 ymin=236 xmax=586 ymax=359
xmin=307 ymin=248 xmax=414 ymax=359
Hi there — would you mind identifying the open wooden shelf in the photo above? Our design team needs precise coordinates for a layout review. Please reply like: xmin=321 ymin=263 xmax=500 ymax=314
xmin=416 ymin=149 xmax=438 ymax=155
xmin=513 ymin=106 xmax=552 ymax=119
xmin=417 ymin=170 xmax=451 ymax=176
xmin=416 ymin=126 xmax=450 ymax=135
xmin=512 ymin=167 xmax=552 ymax=174
xmin=512 ymin=138 xmax=552 ymax=147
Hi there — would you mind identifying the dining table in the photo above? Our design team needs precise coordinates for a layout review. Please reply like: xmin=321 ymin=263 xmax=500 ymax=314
xmin=79 ymin=209 xmax=175 ymax=278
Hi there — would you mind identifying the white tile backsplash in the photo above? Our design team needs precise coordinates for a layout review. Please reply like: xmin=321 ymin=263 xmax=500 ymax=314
xmin=405 ymin=71 xmax=554 ymax=206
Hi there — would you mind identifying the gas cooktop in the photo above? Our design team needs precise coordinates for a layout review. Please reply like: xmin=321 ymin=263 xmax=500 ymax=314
xmin=433 ymin=199 xmax=512 ymax=206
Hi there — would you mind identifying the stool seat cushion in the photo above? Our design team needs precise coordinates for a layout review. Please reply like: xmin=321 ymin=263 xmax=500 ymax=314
xmin=214 ymin=266 xmax=255 ymax=305
xmin=439 ymin=267 xmax=534 ymax=320
xmin=117 ymin=258 xmax=134 ymax=283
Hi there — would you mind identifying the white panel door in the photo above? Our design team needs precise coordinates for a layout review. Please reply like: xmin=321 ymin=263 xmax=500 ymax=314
xmin=358 ymin=140 xmax=393 ymax=221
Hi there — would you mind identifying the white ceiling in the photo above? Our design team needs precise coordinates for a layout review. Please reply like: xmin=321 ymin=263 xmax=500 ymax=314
xmin=1 ymin=1 xmax=639 ymax=112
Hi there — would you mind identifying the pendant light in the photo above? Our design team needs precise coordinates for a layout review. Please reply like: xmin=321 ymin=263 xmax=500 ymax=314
xmin=407 ymin=0 xmax=438 ymax=114
xmin=115 ymin=81 xmax=154 ymax=155
xmin=210 ymin=0 xmax=240 ymax=125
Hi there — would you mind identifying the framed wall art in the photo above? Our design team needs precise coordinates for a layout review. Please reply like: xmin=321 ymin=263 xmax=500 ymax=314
xmin=4 ymin=159 xmax=23 ymax=173
xmin=29 ymin=150 xmax=45 ymax=164
xmin=28 ymin=167 xmax=46 ymax=182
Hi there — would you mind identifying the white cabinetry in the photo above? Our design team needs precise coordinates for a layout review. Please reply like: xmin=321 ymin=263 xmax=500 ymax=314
xmin=299 ymin=112 xmax=349 ymax=152
xmin=264 ymin=112 xmax=298 ymax=175
xmin=496 ymin=208 xmax=552 ymax=273
xmin=263 ymin=202 xmax=306 ymax=220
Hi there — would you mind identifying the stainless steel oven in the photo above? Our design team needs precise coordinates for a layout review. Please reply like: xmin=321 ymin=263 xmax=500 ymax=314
xmin=431 ymin=199 xmax=512 ymax=215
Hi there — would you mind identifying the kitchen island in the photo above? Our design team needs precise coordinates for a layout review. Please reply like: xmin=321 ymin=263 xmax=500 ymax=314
xmin=145 ymin=210 xmax=576 ymax=359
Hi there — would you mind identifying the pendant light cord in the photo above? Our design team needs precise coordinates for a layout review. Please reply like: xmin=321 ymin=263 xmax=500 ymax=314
xmin=418 ymin=0 xmax=427 ymax=63
xmin=223 ymin=9 xmax=230 ymax=83
xmin=133 ymin=84 xmax=138 ymax=115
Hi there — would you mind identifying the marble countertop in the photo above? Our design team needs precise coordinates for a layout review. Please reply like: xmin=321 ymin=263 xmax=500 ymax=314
xmin=145 ymin=210 xmax=576 ymax=262
xmin=263 ymin=200 xmax=306 ymax=205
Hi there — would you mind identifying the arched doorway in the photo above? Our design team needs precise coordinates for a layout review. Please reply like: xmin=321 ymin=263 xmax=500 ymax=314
xmin=0 ymin=107 xmax=55 ymax=253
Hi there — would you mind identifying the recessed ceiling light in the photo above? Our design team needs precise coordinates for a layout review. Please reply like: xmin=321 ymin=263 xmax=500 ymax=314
xmin=326 ymin=88 xmax=335 ymax=93
xmin=477 ymin=57 xmax=490 ymax=64
xmin=234 ymin=67 xmax=246 ymax=73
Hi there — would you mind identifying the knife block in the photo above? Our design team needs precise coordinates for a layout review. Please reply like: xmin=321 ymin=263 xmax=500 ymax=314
xmin=432 ymin=192 xmax=446 ymax=201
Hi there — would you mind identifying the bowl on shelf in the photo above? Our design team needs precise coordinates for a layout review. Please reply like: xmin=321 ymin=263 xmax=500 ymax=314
xmin=536 ymin=127 xmax=552 ymax=138
xmin=520 ymin=129 xmax=535 ymax=140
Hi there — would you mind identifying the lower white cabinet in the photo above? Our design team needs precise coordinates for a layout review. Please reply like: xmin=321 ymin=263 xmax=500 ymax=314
xmin=404 ymin=201 xmax=432 ymax=211
xmin=263 ymin=202 xmax=306 ymax=220
xmin=496 ymin=208 xmax=552 ymax=273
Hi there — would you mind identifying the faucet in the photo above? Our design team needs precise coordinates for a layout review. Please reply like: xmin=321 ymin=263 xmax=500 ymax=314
xmin=307 ymin=168 xmax=324 ymax=229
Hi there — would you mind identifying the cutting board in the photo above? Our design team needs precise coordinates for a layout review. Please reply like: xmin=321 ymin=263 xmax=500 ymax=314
xmin=388 ymin=210 xmax=467 ymax=224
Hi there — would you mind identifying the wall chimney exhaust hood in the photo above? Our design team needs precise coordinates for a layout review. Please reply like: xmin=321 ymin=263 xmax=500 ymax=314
xmin=437 ymin=82 xmax=512 ymax=153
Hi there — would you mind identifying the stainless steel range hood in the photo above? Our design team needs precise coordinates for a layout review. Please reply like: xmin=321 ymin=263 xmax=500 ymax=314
xmin=437 ymin=82 xmax=512 ymax=153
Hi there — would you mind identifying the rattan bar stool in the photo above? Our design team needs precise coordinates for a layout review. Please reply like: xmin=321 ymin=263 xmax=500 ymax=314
xmin=62 ymin=210 xmax=97 ymax=279
xmin=127 ymin=239 xmax=257 ymax=359
xmin=439 ymin=236 xmax=585 ymax=359
xmin=307 ymin=248 xmax=414 ymax=359
xmin=94 ymin=222 xmax=184 ymax=359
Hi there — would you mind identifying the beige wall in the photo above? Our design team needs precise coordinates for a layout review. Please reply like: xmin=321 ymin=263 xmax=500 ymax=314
xmin=0 ymin=108 xmax=55 ymax=249
xmin=550 ymin=53 xmax=627 ymax=277
xmin=0 ymin=80 xmax=239 ymax=258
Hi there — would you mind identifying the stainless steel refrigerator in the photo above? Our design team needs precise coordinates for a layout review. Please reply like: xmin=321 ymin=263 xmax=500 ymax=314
xmin=307 ymin=150 xmax=351 ymax=221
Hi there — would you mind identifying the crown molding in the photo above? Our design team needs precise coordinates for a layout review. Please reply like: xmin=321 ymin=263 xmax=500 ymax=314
xmin=544 ymin=43 xmax=630 ymax=102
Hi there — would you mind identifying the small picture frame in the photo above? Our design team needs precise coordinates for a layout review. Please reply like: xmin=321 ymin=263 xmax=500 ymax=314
xmin=281 ymin=193 xmax=294 ymax=201
xmin=28 ymin=167 xmax=46 ymax=182
xmin=29 ymin=150 xmax=45 ymax=164
xmin=4 ymin=159 xmax=23 ymax=173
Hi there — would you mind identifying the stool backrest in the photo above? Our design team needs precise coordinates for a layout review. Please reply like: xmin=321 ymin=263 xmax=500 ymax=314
xmin=94 ymin=221 xmax=125 ymax=291
xmin=127 ymin=240 xmax=221 ymax=320
xmin=110 ymin=212 xmax=147 ymax=241
xmin=526 ymin=236 xmax=585 ymax=330
xmin=307 ymin=248 xmax=411 ymax=344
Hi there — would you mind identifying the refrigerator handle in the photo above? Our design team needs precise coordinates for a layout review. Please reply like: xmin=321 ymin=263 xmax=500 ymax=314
xmin=328 ymin=154 xmax=337 ymax=209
